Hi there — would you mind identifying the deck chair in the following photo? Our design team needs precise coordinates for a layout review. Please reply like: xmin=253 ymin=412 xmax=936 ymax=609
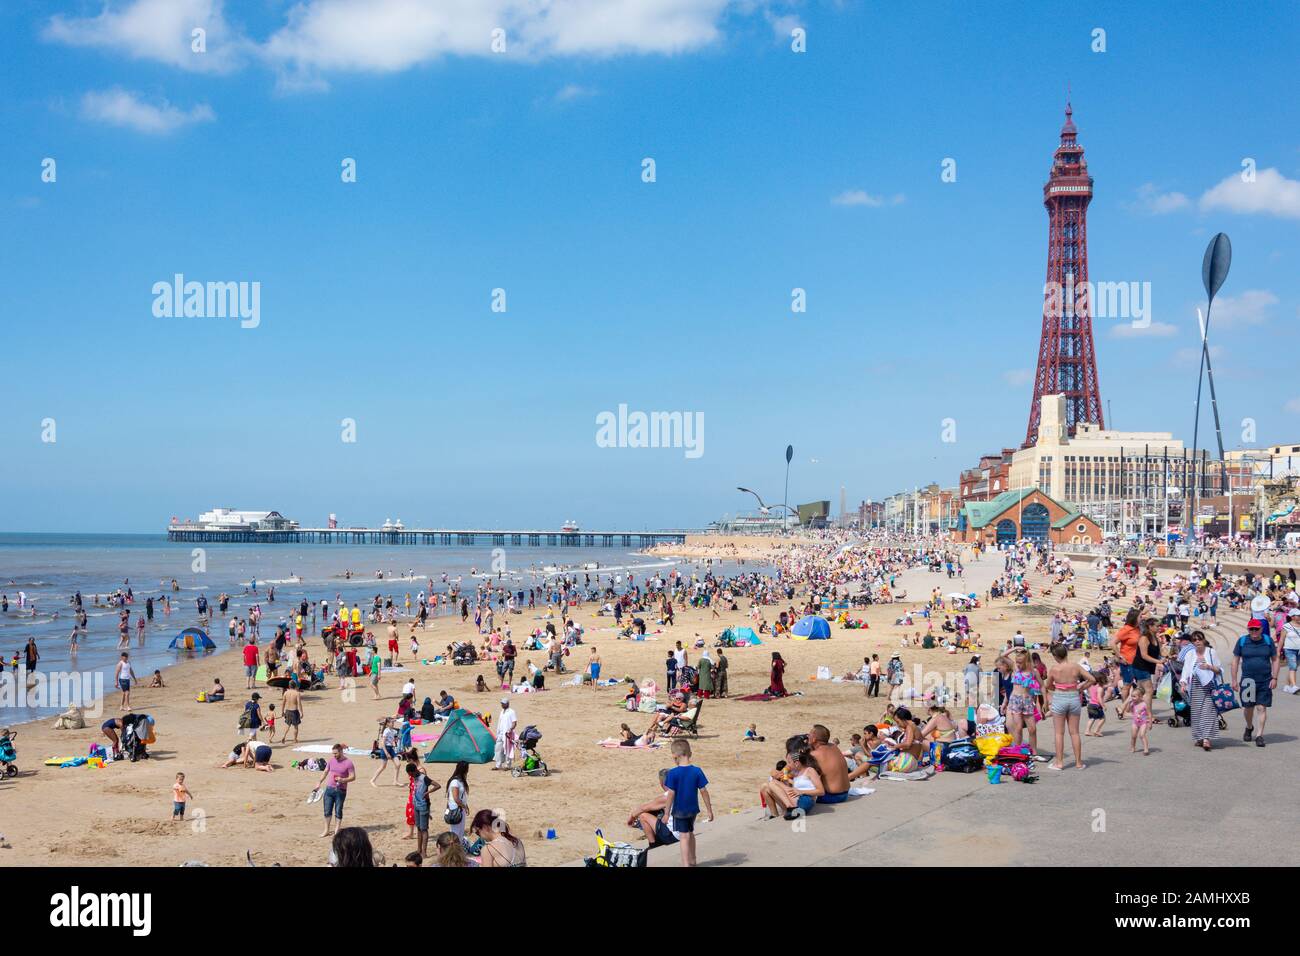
xmin=664 ymin=700 xmax=702 ymax=738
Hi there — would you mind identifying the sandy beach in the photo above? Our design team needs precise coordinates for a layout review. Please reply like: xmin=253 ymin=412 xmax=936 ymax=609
xmin=0 ymin=542 xmax=1070 ymax=867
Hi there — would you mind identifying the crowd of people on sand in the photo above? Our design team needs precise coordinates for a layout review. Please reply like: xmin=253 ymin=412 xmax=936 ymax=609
xmin=614 ymin=532 xmax=1294 ymax=866
xmin=12 ymin=528 xmax=1297 ymax=866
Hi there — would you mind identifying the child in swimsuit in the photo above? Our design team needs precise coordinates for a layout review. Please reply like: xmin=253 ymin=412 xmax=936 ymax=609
xmin=1129 ymin=697 xmax=1151 ymax=755
xmin=1086 ymin=674 xmax=1108 ymax=736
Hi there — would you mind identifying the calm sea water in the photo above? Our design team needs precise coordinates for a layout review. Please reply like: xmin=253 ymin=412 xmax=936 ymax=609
xmin=0 ymin=533 xmax=755 ymax=723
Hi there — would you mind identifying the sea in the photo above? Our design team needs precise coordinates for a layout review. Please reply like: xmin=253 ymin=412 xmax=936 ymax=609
xmin=0 ymin=532 xmax=762 ymax=723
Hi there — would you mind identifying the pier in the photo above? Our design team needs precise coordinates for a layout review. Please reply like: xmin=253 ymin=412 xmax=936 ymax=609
xmin=167 ymin=527 xmax=693 ymax=548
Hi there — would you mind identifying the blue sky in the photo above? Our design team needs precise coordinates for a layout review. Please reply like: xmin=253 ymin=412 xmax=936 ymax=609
xmin=2 ymin=1 xmax=1298 ymax=533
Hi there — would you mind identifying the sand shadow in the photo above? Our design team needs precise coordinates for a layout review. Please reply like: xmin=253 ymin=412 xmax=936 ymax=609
xmin=701 ymin=851 xmax=749 ymax=866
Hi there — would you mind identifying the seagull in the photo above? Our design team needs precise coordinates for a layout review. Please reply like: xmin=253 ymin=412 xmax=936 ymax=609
xmin=736 ymin=487 xmax=798 ymax=517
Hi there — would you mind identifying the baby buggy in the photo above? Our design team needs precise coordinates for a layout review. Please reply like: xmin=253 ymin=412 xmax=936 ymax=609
xmin=511 ymin=725 xmax=549 ymax=777
xmin=0 ymin=736 xmax=17 ymax=778
xmin=121 ymin=714 xmax=153 ymax=762
xmin=1167 ymin=681 xmax=1227 ymax=730
xmin=451 ymin=642 xmax=478 ymax=666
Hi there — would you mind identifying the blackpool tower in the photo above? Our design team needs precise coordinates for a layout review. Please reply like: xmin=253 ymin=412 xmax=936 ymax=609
xmin=1024 ymin=102 xmax=1104 ymax=446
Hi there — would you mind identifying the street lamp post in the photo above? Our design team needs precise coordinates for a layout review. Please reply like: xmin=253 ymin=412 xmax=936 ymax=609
xmin=1192 ymin=232 xmax=1231 ymax=544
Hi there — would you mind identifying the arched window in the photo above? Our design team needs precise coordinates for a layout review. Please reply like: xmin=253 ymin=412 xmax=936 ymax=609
xmin=1021 ymin=503 xmax=1051 ymax=543
xmin=996 ymin=518 xmax=1017 ymax=547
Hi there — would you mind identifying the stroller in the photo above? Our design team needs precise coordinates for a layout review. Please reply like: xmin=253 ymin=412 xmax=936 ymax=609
xmin=511 ymin=725 xmax=549 ymax=777
xmin=451 ymin=642 xmax=478 ymax=666
xmin=1167 ymin=680 xmax=1227 ymax=730
xmin=0 ymin=735 xmax=17 ymax=778
xmin=120 ymin=714 xmax=154 ymax=762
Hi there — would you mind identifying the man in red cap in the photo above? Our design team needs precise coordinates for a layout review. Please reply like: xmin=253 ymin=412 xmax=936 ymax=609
xmin=1232 ymin=619 xmax=1279 ymax=747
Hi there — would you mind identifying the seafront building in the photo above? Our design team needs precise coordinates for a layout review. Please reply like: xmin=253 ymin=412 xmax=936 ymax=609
xmin=177 ymin=508 xmax=299 ymax=532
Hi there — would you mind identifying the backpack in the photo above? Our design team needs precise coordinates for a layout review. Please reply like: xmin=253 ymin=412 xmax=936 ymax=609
xmin=237 ymin=705 xmax=254 ymax=730
xmin=942 ymin=742 xmax=983 ymax=773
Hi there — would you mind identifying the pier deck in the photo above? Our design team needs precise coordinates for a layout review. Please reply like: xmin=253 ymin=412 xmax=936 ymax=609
xmin=166 ymin=527 xmax=692 ymax=548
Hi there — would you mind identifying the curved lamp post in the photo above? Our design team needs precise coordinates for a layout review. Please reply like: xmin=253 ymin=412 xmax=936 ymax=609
xmin=1192 ymin=233 xmax=1231 ymax=539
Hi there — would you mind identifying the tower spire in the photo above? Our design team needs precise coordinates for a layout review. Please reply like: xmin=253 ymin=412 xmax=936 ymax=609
xmin=1024 ymin=101 xmax=1104 ymax=447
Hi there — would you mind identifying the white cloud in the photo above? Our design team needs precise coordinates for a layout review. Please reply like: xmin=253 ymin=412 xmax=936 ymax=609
xmin=553 ymin=83 xmax=597 ymax=103
xmin=80 ymin=88 xmax=215 ymax=134
xmin=832 ymin=189 xmax=904 ymax=207
xmin=1002 ymin=369 xmax=1033 ymax=386
xmin=1208 ymin=289 xmax=1277 ymax=327
xmin=767 ymin=12 xmax=802 ymax=42
xmin=45 ymin=0 xmax=243 ymax=73
xmin=1199 ymin=167 xmax=1300 ymax=220
xmin=1173 ymin=344 xmax=1224 ymax=366
xmin=262 ymin=0 xmax=731 ymax=78
xmin=1110 ymin=321 xmax=1178 ymax=338
xmin=1125 ymin=182 xmax=1189 ymax=215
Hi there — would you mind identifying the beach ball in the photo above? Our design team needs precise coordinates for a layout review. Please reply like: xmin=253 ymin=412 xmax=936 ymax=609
xmin=1010 ymin=762 xmax=1030 ymax=782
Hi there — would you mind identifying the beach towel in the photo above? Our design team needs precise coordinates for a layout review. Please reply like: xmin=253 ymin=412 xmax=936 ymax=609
xmin=292 ymin=745 xmax=370 ymax=756
xmin=878 ymin=766 xmax=936 ymax=782
xmin=411 ymin=733 xmax=440 ymax=743
xmin=737 ymin=691 xmax=804 ymax=702
xmin=865 ymin=744 xmax=893 ymax=767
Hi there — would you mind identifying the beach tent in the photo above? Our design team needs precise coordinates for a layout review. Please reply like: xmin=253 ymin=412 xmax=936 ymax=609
xmin=423 ymin=708 xmax=496 ymax=765
xmin=169 ymin=627 xmax=215 ymax=651
xmin=791 ymin=616 xmax=831 ymax=640
xmin=731 ymin=626 xmax=761 ymax=645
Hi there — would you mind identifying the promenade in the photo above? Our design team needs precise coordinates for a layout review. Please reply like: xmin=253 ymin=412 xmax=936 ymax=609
xmin=637 ymin=551 xmax=1298 ymax=867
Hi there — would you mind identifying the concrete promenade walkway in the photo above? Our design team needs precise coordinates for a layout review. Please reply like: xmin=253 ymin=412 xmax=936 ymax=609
xmin=636 ymin=552 xmax=1299 ymax=867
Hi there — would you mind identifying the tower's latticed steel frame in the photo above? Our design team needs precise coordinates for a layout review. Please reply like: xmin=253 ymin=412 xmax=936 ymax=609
xmin=1025 ymin=102 xmax=1104 ymax=447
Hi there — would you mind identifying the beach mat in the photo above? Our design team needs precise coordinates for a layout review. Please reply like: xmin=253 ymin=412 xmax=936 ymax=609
xmin=292 ymin=744 xmax=370 ymax=757
xmin=737 ymin=691 xmax=804 ymax=702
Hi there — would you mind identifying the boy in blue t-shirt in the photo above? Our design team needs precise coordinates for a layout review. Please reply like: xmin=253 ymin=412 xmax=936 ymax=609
xmin=662 ymin=739 xmax=713 ymax=867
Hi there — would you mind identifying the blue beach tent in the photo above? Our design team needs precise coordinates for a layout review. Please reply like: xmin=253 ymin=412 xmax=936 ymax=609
xmin=169 ymin=627 xmax=216 ymax=650
xmin=791 ymin=616 xmax=831 ymax=640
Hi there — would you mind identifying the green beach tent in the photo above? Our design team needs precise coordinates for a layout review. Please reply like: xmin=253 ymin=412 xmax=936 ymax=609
xmin=423 ymin=708 xmax=496 ymax=764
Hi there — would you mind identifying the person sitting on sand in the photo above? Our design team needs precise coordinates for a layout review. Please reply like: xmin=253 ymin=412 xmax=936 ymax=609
xmin=433 ymin=690 xmax=456 ymax=719
xmin=150 ymin=669 xmax=165 ymax=688
xmin=627 ymin=768 xmax=679 ymax=847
